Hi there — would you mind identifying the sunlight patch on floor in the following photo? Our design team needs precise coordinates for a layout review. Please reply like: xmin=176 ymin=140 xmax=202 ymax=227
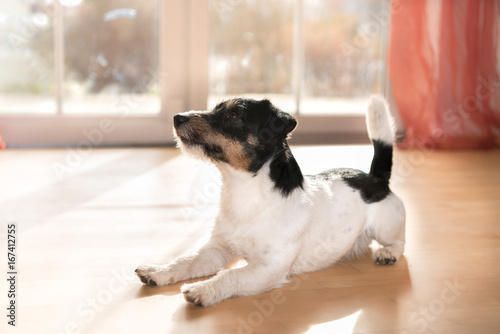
xmin=305 ymin=310 xmax=362 ymax=334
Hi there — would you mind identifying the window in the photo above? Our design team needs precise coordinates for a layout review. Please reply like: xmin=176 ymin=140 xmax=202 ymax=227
xmin=1 ymin=0 xmax=160 ymax=115
xmin=1 ymin=1 xmax=57 ymax=115
xmin=208 ymin=0 xmax=389 ymax=117
xmin=0 ymin=0 xmax=389 ymax=147
xmin=208 ymin=0 xmax=295 ymax=113
xmin=0 ymin=0 xmax=173 ymax=147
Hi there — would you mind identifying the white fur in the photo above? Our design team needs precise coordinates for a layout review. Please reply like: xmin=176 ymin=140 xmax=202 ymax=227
xmin=137 ymin=100 xmax=406 ymax=307
xmin=366 ymin=95 xmax=395 ymax=145
xmin=136 ymin=165 xmax=406 ymax=306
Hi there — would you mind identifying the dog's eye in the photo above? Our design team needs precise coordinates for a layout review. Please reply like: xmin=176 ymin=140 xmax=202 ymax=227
xmin=227 ymin=111 xmax=238 ymax=119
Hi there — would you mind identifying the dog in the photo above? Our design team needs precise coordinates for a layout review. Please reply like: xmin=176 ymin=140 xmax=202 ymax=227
xmin=136 ymin=96 xmax=405 ymax=307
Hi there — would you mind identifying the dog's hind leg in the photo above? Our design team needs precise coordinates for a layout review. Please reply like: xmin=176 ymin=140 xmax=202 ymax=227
xmin=136 ymin=241 xmax=234 ymax=286
xmin=368 ymin=193 xmax=406 ymax=265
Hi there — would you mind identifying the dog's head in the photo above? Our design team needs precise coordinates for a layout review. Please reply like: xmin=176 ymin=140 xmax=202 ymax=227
xmin=173 ymin=98 xmax=297 ymax=173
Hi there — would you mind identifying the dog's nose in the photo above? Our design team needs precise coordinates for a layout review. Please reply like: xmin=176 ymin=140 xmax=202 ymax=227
xmin=174 ymin=114 xmax=189 ymax=127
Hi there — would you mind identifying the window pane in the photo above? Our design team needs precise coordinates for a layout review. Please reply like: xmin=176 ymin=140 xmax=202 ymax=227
xmin=208 ymin=0 xmax=295 ymax=113
xmin=63 ymin=0 xmax=160 ymax=114
xmin=0 ymin=1 xmax=56 ymax=114
xmin=301 ymin=0 xmax=388 ymax=115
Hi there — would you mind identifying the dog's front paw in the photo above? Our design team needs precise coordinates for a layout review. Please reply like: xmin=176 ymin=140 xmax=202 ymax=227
xmin=181 ymin=282 xmax=222 ymax=307
xmin=135 ymin=265 xmax=178 ymax=287
xmin=374 ymin=248 xmax=397 ymax=265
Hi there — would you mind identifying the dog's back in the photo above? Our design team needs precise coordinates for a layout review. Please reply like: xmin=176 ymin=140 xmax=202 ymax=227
xmin=290 ymin=96 xmax=405 ymax=274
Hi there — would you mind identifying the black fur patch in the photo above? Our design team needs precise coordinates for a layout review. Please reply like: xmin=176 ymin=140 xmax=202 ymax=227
xmin=369 ymin=140 xmax=393 ymax=181
xmin=202 ymin=143 xmax=228 ymax=163
xmin=207 ymin=98 xmax=293 ymax=144
xmin=315 ymin=168 xmax=390 ymax=203
xmin=269 ymin=143 xmax=304 ymax=196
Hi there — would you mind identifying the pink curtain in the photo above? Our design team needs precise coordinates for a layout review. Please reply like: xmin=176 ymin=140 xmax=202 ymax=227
xmin=389 ymin=0 xmax=500 ymax=149
xmin=0 ymin=134 xmax=4 ymax=149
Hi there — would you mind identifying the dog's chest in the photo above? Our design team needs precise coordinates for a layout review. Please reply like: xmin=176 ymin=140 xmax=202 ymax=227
xmin=220 ymin=174 xmax=276 ymax=220
xmin=216 ymin=200 xmax=281 ymax=260
xmin=215 ymin=167 xmax=304 ymax=259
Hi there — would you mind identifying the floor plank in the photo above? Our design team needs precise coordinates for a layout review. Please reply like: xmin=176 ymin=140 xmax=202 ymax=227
xmin=0 ymin=146 xmax=499 ymax=334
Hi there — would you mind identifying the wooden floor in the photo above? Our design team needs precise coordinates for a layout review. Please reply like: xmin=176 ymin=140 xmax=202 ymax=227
xmin=1 ymin=146 xmax=499 ymax=334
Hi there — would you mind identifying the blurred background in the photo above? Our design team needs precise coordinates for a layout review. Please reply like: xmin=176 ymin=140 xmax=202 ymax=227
xmin=0 ymin=0 xmax=387 ymax=146
xmin=0 ymin=0 xmax=160 ymax=115
xmin=1 ymin=0 xmax=498 ymax=148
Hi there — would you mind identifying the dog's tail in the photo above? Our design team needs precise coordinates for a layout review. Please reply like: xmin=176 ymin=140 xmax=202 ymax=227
xmin=366 ymin=95 xmax=395 ymax=181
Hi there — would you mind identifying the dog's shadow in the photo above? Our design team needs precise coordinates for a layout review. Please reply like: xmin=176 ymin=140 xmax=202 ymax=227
xmin=138 ymin=253 xmax=412 ymax=334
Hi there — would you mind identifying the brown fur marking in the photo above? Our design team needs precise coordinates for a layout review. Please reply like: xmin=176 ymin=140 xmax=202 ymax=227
xmin=181 ymin=111 xmax=251 ymax=171
xmin=225 ymin=99 xmax=236 ymax=109
xmin=215 ymin=134 xmax=250 ymax=171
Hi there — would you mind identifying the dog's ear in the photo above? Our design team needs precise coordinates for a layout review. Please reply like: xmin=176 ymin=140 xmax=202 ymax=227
xmin=259 ymin=99 xmax=297 ymax=138
xmin=278 ymin=110 xmax=297 ymax=135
